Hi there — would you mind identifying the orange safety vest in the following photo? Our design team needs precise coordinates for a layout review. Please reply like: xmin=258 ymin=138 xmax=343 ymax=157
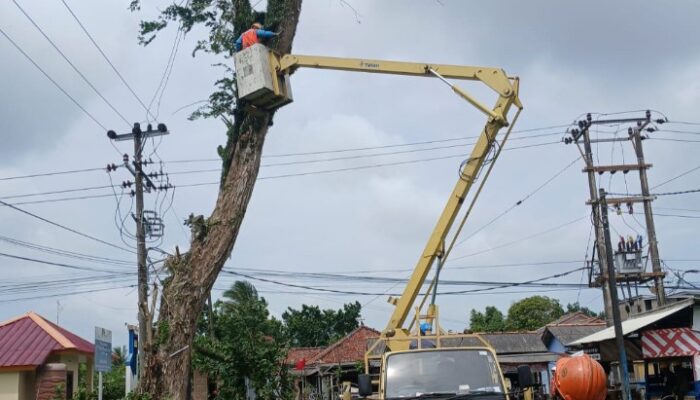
xmin=241 ymin=29 xmax=259 ymax=49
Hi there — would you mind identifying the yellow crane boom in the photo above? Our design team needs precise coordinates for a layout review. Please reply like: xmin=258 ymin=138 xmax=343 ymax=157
xmin=235 ymin=43 xmax=522 ymax=340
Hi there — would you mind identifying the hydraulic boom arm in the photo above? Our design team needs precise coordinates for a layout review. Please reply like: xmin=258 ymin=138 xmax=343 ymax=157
xmin=239 ymin=47 xmax=522 ymax=343
xmin=278 ymin=54 xmax=520 ymax=121
xmin=274 ymin=52 xmax=522 ymax=338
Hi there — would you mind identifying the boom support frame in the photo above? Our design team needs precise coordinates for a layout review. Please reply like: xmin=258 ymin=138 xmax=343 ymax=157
xmin=267 ymin=49 xmax=522 ymax=345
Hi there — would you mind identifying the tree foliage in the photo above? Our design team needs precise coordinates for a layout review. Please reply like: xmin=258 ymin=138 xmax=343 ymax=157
xmin=102 ymin=348 xmax=127 ymax=400
xmin=194 ymin=281 xmax=293 ymax=400
xmin=127 ymin=0 xmax=303 ymax=397
xmin=505 ymin=296 xmax=564 ymax=331
xmin=469 ymin=306 xmax=506 ymax=332
xmin=282 ymin=302 xmax=362 ymax=347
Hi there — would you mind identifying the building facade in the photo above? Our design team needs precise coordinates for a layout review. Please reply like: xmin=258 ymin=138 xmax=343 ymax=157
xmin=0 ymin=312 xmax=94 ymax=400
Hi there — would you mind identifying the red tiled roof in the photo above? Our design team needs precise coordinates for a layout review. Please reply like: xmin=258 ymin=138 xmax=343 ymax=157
xmin=547 ymin=312 xmax=605 ymax=326
xmin=0 ymin=312 xmax=94 ymax=369
xmin=286 ymin=347 xmax=325 ymax=364
xmin=311 ymin=326 xmax=380 ymax=365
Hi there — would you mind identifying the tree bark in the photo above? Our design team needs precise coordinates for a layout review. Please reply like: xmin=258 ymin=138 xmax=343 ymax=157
xmin=139 ymin=1 xmax=303 ymax=398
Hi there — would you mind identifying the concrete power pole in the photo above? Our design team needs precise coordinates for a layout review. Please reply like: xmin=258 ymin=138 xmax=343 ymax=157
xmin=600 ymin=188 xmax=632 ymax=400
xmin=108 ymin=123 xmax=169 ymax=385
xmin=631 ymin=122 xmax=666 ymax=305
xmin=581 ymin=126 xmax=614 ymax=325
xmin=565 ymin=111 xmax=667 ymax=324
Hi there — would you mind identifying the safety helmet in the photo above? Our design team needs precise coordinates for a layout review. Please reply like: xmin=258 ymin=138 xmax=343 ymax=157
xmin=419 ymin=322 xmax=432 ymax=334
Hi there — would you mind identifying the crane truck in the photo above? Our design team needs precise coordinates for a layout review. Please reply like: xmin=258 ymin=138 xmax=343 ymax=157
xmin=234 ymin=44 xmax=598 ymax=400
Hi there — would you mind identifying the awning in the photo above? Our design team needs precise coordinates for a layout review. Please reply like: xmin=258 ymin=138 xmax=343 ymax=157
xmin=643 ymin=328 xmax=700 ymax=358
xmin=570 ymin=299 xmax=694 ymax=345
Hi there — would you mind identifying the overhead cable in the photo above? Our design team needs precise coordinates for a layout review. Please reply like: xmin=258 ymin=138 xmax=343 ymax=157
xmin=0 ymin=198 xmax=135 ymax=254
xmin=12 ymin=0 xmax=131 ymax=127
xmin=0 ymin=25 xmax=107 ymax=130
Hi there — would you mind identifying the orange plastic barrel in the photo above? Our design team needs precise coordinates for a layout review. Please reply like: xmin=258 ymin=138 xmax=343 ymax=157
xmin=552 ymin=354 xmax=607 ymax=400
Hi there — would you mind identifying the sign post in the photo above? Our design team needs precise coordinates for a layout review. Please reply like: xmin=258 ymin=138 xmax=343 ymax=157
xmin=95 ymin=327 xmax=113 ymax=400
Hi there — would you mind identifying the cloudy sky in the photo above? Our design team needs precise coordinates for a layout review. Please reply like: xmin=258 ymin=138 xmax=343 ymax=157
xmin=1 ymin=0 xmax=700 ymax=347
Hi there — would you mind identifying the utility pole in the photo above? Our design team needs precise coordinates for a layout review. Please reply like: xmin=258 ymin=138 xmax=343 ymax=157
xmin=565 ymin=111 xmax=667 ymax=322
xmin=108 ymin=122 xmax=170 ymax=385
xmin=600 ymin=188 xmax=632 ymax=400
xmin=581 ymin=124 xmax=614 ymax=325
xmin=631 ymin=121 xmax=666 ymax=305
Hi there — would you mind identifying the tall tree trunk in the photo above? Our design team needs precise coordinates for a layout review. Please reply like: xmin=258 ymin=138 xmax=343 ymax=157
xmin=139 ymin=1 xmax=303 ymax=398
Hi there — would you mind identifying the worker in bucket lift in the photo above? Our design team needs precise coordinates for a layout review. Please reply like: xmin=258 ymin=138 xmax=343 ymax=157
xmin=409 ymin=322 xmax=436 ymax=349
xmin=235 ymin=22 xmax=278 ymax=51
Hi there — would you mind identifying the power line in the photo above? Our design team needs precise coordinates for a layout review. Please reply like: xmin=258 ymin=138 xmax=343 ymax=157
xmin=0 ymin=167 xmax=105 ymax=182
xmin=230 ymin=267 xmax=587 ymax=289
xmin=0 ymin=185 xmax=115 ymax=200
xmin=0 ymin=25 xmax=107 ymax=131
xmin=0 ymin=126 xmax=568 ymax=183
xmin=0 ymin=274 xmax=134 ymax=295
xmin=0 ymin=141 xmax=564 ymax=206
xmin=147 ymin=17 xmax=184 ymax=121
xmin=456 ymin=155 xmax=581 ymax=246
xmin=667 ymin=121 xmax=700 ymax=126
xmin=656 ymin=207 xmax=700 ymax=213
xmin=656 ymin=129 xmax=700 ymax=135
xmin=650 ymin=137 xmax=700 ymax=144
xmin=652 ymin=163 xmax=700 ymax=190
xmin=254 ymin=259 xmax=583 ymax=275
xmin=58 ymin=0 xmax=155 ymax=120
xmin=12 ymin=0 xmax=131 ymax=127
xmin=649 ymin=212 xmax=700 ymax=219
xmin=0 ymin=198 xmax=135 ymax=254
xmin=0 ymin=234 xmax=133 ymax=266
xmin=186 ymin=141 xmax=562 ymax=181
xmin=0 ymin=284 xmax=136 ymax=303
xmin=439 ymin=266 xmax=588 ymax=295
xmin=223 ymin=267 xmax=590 ymax=296
xmin=0 ymin=251 xmax=132 ymax=274
xmin=608 ymin=188 xmax=700 ymax=198
xmin=260 ymin=128 xmax=568 ymax=159
xmin=6 ymin=193 xmax=116 ymax=207
xmin=449 ymin=215 xmax=588 ymax=261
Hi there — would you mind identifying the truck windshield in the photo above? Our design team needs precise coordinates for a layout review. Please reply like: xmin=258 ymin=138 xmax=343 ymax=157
xmin=385 ymin=349 xmax=504 ymax=399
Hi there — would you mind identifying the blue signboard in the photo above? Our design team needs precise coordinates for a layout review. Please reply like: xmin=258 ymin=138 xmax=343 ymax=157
xmin=95 ymin=327 xmax=112 ymax=373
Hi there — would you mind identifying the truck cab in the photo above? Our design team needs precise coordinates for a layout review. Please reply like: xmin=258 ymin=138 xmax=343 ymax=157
xmin=380 ymin=348 xmax=507 ymax=399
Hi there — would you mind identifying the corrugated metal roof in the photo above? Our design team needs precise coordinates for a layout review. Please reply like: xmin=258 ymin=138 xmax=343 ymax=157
xmin=0 ymin=312 xmax=94 ymax=368
xmin=497 ymin=353 xmax=560 ymax=364
xmin=570 ymin=299 xmax=694 ymax=345
xmin=546 ymin=325 xmax=606 ymax=346
xmin=548 ymin=312 xmax=605 ymax=326
xmin=44 ymin=319 xmax=94 ymax=354
xmin=481 ymin=332 xmax=548 ymax=354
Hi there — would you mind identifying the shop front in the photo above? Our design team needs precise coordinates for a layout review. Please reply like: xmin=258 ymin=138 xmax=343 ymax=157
xmin=641 ymin=328 xmax=700 ymax=400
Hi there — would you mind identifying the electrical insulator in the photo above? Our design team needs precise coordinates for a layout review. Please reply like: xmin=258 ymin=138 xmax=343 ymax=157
xmin=123 ymin=154 xmax=129 ymax=163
